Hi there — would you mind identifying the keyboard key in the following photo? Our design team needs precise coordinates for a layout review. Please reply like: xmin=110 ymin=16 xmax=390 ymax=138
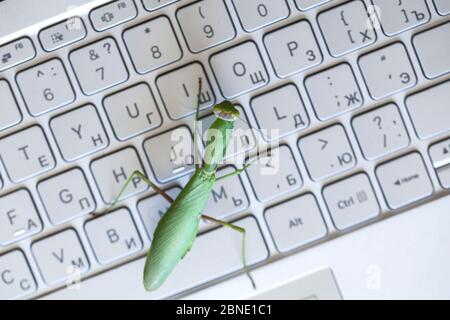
xmin=85 ymin=208 xmax=142 ymax=265
xmin=103 ymin=83 xmax=163 ymax=141
xmin=50 ymin=104 xmax=109 ymax=161
xmin=142 ymin=0 xmax=178 ymax=11
xmin=0 ymin=80 xmax=21 ymax=131
xmin=177 ymin=0 xmax=236 ymax=53
xmin=434 ymin=0 xmax=450 ymax=15
xmin=232 ymin=0 xmax=289 ymax=32
xmin=0 ymin=37 xmax=35 ymax=72
xmin=305 ymin=63 xmax=363 ymax=121
xmin=265 ymin=193 xmax=327 ymax=252
xmin=372 ymin=0 xmax=430 ymax=36
xmin=352 ymin=103 xmax=410 ymax=160
xmin=412 ymin=22 xmax=450 ymax=79
xmin=376 ymin=153 xmax=433 ymax=209
xmin=156 ymin=62 xmax=215 ymax=120
xmin=200 ymin=105 xmax=256 ymax=161
xmin=405 ymin=80 xmax=450 ymax=140
xmin=90 ymin=147 xmax=148 ymax=204
xmin=123 ymin=16 xmax=182 ymax=74
xmin=210 ymin=41 xmax=269 ymax=99
xmin=318 ymin=1 xmax=376 ymax=57
xmin=144 ymin=126 xmax=195 ymax=183
xmin=0 ymin=189 xmax=42 ymax=246
xmin=138 ymin=187 xmax=181 ymax=240
xmin=42 ymin=216 xmax=268 ymax=299
xmin=295 ymin=0 xmax=330 ymax=11
xmin=251 ymin=84 xmax=309 ymax=141
xmin=16 ymin=58 xmax=75 ymax=116
xmin=358 ymin=42 xmax=417 ymax=100
xmin=264 ymin=20 xmax=322 ymax=78
xmin=323 ymin=174 xmax=380 ymax=230
xmin=298 ymin=125 xmax=356 ymax=181
xmin=90 ymin=0 xmax=137 ymax=31
xmin=0 ymin=126 xmax=55 ymax=183
xmin=201 ymin=166 xmax=249 ymax=225
xmin=37 ymin=168 xmax=96 ymax=225
xmin=429 ymin=138 xmax=450 ymax=189
xmin=246 ymin=145 xmax=303 ymax=202
xmin=32 ymin=229 xmax=89 ymax=285
xmin=39 ymin=17 xmax=86 ymax=51
xmin=0 ymin=250 xmax=37 ymax=299
xmin=70 ymin=37 xmax=128 ymax=95
xmin=429 ymin=138 xmax=450 ymax=169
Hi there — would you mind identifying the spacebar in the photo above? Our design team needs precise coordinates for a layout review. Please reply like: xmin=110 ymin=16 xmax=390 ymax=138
xmin=41 ymin=217 xmax=268 ymax=300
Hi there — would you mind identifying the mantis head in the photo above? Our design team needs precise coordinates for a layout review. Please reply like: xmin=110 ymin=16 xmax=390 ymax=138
xmin=212 ymin=101 xmax=240 ymax=122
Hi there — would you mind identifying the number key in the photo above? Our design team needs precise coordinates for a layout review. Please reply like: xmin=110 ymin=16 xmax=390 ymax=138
xmin=123 ymin=16 xmax=182 ymax=74
xmin=69 ymin=38 xmax=128 ymax=95
xmin=232 ymin=0 xmax=290 ymax=32
xmin=177 ymin=0 xmax=236 ymax=53
xmin=16 ymin=59 xmax=75 ymax=116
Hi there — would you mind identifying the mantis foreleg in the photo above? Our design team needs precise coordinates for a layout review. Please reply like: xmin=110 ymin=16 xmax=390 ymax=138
xmin=110 ymin=170 xmax=174 ymax=207
xmin=201 ymin=214 xmax=256 ymax=289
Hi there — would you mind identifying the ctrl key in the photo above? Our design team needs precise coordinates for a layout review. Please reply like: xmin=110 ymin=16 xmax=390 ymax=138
xmin=0 ymin=250 xmax=36 ymax=299
xmin=265 ymin=194 xmax=327 ymax=253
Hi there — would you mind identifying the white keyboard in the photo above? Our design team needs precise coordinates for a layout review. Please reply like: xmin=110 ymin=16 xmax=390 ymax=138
xmin=0 ymin=0 xmax=449 ymax=300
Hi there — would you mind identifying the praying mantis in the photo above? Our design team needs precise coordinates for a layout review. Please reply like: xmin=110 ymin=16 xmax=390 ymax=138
xmin=111 ymin=79 xmax=256 ymax=292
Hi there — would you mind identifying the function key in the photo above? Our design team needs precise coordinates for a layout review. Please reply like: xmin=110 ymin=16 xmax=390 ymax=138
xmin=142 ymin=0 xmax=178 ymax=11
xmin=90 ymin=0 xmax=137 ymax=32
xmin=0 ymin=37 xmax=35 ymax=72
xmin=39 ymin=17 xmax=87 ymax=51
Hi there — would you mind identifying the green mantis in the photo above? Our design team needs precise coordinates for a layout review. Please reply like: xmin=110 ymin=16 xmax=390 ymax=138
xmin=111 ymin=79 xmax=255 ymax=291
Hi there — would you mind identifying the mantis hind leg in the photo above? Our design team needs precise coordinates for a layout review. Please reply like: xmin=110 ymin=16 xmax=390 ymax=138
xmin=110 ymin=170 xmax=174 ymax=208
xmin=201 ymin=214 xmax=257 ymax=290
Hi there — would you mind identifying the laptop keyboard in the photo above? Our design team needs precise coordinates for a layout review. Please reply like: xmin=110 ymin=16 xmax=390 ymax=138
xmin=0 ymin=0 xmax=449 ymax=299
